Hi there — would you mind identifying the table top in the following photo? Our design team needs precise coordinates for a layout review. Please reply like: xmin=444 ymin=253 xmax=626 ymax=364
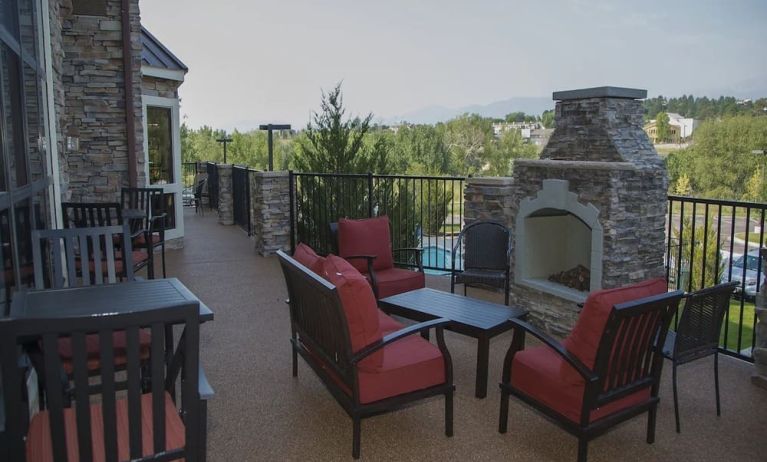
xmin=378 ymin=288 xmax=526 ymax=331
xmin=9 ymin=278 xmax=213 ymax=322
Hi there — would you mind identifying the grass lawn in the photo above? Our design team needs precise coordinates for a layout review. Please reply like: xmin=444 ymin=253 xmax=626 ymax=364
xmin=734 ymin=231 xmax=764 ymax=245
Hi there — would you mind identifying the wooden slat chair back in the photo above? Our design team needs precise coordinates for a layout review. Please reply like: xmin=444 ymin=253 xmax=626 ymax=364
xmin=61 ymin=202 xmax=123 ymax=229
xmin=32 ymin=225 xmax=134 ymax=289
xmin=0 ymin=304 xmax=201 ymax=462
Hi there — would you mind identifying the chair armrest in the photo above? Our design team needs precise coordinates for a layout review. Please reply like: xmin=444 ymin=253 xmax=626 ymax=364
xmin=392 ymin=247 xmax=422 ymax=254
xmin=345 ymin=255 xmax=377 ymax=261
xmin=198 ymin=367 xmax=215 ymax=400
xmin=508 ymin=318 xmax=596 ymax=383
xmin=351 ymin=318 xmax=451 ymax=364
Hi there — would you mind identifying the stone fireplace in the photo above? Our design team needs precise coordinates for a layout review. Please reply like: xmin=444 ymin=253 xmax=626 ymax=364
xmin=508 ymin=87 xmax=668 ymax=336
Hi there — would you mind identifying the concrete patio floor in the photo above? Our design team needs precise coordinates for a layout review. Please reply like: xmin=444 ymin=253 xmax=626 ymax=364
xmin=164 ymin=209 xmax=766 ymax=461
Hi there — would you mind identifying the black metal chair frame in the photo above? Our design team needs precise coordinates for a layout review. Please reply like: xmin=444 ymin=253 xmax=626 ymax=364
xmin=193 ymin=176 xmax=209 ymax=216
xmin=121 ymin=187 xmax=168 ymax=279
xmin=329 ymin=220 xmax=424 ymax=299
xmin=662 ymin=281 xmax=738 ymax=433
xmin=498 ymin=290 xmax=684 ymax=462
xmin=0 ymin=303 xmax=211 ymax=462
xmin=450 ymin=220 xmax=512 ymax=305
xmin=277 ymin=250 xmax=453 ymax=459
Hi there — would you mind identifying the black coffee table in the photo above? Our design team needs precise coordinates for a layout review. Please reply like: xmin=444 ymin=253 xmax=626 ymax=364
xmin=378 ymin=288 xmax=527 ymax=399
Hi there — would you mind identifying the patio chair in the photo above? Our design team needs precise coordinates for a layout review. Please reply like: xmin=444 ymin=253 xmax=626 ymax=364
xmin=331 ymin=216 xmax=424 ymax=299
xmin=61 ymin=202 xmax=151 ymax=276
xmin=499 ymin=278 xmax=684 ymax=462
xmin=277 ymin=250 xmax=454 ymax=459
xmin=0 ymin=302 xmax=211 ymax=462
xmin=193 ymin=175 xmax=209 ymax=216
xmin=661 ymin=281 xmax=738 ymax=433
xmin=451 ymin=220 xmax=511 ymax=305
xmin=121 ymin=187 xmax=167 ymax=279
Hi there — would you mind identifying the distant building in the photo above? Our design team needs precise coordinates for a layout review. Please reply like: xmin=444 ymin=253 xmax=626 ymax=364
xmin=643 ymin=113 xmax=698 ymax=143
xmin=492 ymin=122 xmax=541 ymax=137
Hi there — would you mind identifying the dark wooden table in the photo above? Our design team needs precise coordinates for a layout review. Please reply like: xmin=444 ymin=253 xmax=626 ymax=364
xmin=378 ymin=288 xmax=527 ymax=399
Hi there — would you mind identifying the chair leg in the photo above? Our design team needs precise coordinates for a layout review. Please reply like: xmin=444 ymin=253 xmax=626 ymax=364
xmin=352 ymin=417 xmax=361 ymax=459
xmin=647 ymin=404 xmax=657 ymax=444
xmin=199 ymin=399 xmax=209 ymax=462
xmin=463 ymin=285 xmax=467 ymax=296
xmin=291 ymin=346 xmax=298 ymax=377
xmin=147 ymin=249 xmax=155 ymax=279
xmin=498 ymin=390 xmax=509 ymax=433
xmin=577 ymin=439 xmax=588 ymax=462
xmin=714 ymin=352 xmax=721 ymax=417
xmin=160 ymin=243 xmax=166 ymax=278
xmin=450 ymin=277 xmax=455 ymax=294
xmin=672 ymin=363 xmax=681 ymax=433
xmin=445 ymin=390 xmax=454 ymax=437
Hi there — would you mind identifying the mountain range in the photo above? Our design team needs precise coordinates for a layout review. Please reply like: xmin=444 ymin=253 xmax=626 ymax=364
xmin=381 ymin=96 xmax=554 ymax=125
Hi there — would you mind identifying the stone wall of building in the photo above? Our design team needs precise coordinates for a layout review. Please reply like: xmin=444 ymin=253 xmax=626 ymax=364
xmin=57 ymin=0 xmax=145 ymax=202
xmin=251 ymin=171 xmax=290 ymax=256
xmin=216 ymin=164 xmax=233 ymax=225
xmin=463 ymin=177 xmax=514 ymax=227
xmin=141 ymin=75 xmax=180 ymax=99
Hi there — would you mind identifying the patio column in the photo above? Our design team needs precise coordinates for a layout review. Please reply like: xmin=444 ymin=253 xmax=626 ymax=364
xmin=250 ymin=170 xmax=290 ymax=255
xmin=217 ymin=164 xmax=234 ymax=225
xmin=464 ymin=177 xmax=514 ymax=228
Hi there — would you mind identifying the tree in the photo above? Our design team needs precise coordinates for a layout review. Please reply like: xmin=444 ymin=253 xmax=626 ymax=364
xmin=674 ymin=174 xmax=692 ymax=196
xmin=743 ymin=166 xmax=765 ymax=202
xmin=673 ymin=217 xmax=722 ymax=291
xmin=541 ymin=110 xmax=555 ymax=129
xmin=655 ymin=112 xmax=671 ymax=143
xmin=293 ymin=82 xmax=390 ymax=174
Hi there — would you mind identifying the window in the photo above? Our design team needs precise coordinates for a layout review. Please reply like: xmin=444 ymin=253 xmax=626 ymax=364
xmin=0 ymin=0 xmax=51 ymax=314
xmin=147 ymin=106 xmax=174 ymax=185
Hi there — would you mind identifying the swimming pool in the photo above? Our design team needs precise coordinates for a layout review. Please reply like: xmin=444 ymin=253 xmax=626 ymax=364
xmin=422 ymin=245 xmax=462 ymax=275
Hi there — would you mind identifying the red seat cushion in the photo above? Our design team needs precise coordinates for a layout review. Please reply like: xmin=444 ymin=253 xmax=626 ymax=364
xmin=563 ymin=278 xmax=667 ymax=369
xmin=27 ymin=392 xmax=185 ymax=462
xmin=57 ymin=330 xmax=152 ymax=374
xmin=322 ymin=255 xmax=381 ymax=354
xmin=292 ymin=243 xmax=325 ymax=274
xmin=369 ymin=267 xmax=425 ymax=298
xmin=377 ymin=309 xmax=404 ymax=335
xmin=510 ymin=345 xmax=650 ymax=423
xmin=357 ymin=334 xmax=445 ymax=404
xmin=338 ymin=216 xmax=394 ymax=273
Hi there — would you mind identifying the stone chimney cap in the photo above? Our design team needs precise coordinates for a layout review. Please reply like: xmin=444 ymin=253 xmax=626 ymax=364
xmin=552 ymin=86 xmax=647 ymax=101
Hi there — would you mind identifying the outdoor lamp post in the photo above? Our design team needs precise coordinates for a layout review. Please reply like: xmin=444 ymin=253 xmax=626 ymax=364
xmin=216 ymin=135 xmax=233 ymax=164
xmin=259 ymin=124 xmax=291 ymax=171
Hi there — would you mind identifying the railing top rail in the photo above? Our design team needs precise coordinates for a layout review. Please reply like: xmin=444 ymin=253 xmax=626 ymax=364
xmin=291 ymin=171 xmax=466 ymax=181
xmin=668 ymin=194 xmax=767 ymax=209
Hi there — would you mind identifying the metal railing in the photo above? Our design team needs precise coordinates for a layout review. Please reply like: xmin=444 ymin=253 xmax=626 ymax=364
xmin=232 ymin=166 xmax=252 ymax=235
xmin=289 ymin=172 xmax=465 ymax=272
xmin=206 ymin=162 xmax=219 ymax=210
xmin=666 ymin=195 xmax=767 ymax=362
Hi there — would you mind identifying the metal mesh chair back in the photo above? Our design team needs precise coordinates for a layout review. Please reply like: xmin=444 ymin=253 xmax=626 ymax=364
xmin=31 ymin=224 xmax=134 ymax=289
xmin=277 ymin=250 xmax=354 ymax=386
xmin=673 ymin=282 xmax=737 ymax=364
xmin=121 ymin=187 xmax=165 ymax=234
xmin=0 ymin=303 xmax=200 ymax=462
xmin=459 ymin=221 xmax=510 ymax=270
xmin=589 ymin=290 xmax=684 ymax=423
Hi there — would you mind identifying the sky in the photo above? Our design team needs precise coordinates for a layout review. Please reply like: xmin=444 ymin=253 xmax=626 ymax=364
xmin=141 ymin=0 xmax=767 ymax=131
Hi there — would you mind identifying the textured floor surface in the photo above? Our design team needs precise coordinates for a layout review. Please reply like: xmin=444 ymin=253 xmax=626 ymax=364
xmin=164 ymin=209 xmax=766 ymax=462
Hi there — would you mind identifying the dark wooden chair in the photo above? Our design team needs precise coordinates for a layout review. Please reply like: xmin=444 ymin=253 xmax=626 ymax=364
xmin=0 ymin=302 xmax=211 ymax=461
xmin=193 ymin=175 xmax=209 ymax=216
xmin=451 ymin=220 xmax=511 ymax=305
xmin=499 ymin=282 xmax=684 ymax=462
xmin=662 ymin=281 xmax=738 ymax=433
xmin=121 ymin=187 xmax=167 ymax=279
xmin=330 ymin=216 xmax=424 ymax=299
xmin=277 ymin=250 xmax=454 ymax=459
xmin=61 ymin=202 xmax=150 ymax=276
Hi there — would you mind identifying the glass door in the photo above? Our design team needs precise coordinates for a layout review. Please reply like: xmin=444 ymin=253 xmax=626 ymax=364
xmin=143 ymin=96 xmax=182 ymax=240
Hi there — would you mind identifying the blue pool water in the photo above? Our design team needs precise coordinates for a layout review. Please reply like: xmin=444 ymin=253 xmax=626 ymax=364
xmin=422 ymin=245 xmax=462 ymax=275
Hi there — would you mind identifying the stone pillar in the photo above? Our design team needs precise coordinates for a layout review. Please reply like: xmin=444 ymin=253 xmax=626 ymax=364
xmin=251 ymin=171 xmax=290 ymax=256
xmin=754 ymin=249 xmax=767 ymax=389
xmin=217 ymin=164 xmax=234 ymax=225
xmin=463 ymin=177 xmax=514 ymax=228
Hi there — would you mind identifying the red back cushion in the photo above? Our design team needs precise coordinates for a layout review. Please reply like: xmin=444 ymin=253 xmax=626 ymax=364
xmin=338 ymin=216 xmax=394 ymax=273
xmin=322 ymin=255 xmax=382 ymax=355
xmin=563 ymin=278 xmax=667 ymax=369
xmin=293 ymin=243 xmax=325 ymax=274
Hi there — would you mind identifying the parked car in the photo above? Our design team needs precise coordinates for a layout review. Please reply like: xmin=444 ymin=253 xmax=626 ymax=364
xmin=720 ymin=249 xmax=766 ymax=298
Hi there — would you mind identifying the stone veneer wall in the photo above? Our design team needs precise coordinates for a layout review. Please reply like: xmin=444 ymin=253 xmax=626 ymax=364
xmin=250 ymin=171 xmax=290 ymax=256
xmin=463 ymin=177 xmax=513 ymax=226
xmin=216 ymin=164 xmax=233 ymax=225
xmin=55 ymin=0 xmax=145 ymax=202
xmin=141 ymin=75 xmax=180 ymax=99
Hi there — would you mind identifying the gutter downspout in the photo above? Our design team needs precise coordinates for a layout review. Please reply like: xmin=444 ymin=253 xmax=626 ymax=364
xmin=121 ymin=0 xmax=138 ymax=187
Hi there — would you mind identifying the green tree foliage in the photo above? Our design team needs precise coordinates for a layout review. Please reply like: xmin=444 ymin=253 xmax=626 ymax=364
xmin=674 ymin=174 xmax=692 ymax=196
xmin=293 ymin=82 xmax=391 ymax=174
xmin=644 ymin=95 xmax=767 ymax=121
xmin=743 ymin=166 xmax=765 ymax=202
xmin=541 ymin=110 xmax=555 ymax=129
xmin=673 ymin=217 xmax=722 ymax=291
xmin=665 ymin=116 xmax=767 ymax=200
xmin=655 ymin=112 xmax=671 ymax=143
